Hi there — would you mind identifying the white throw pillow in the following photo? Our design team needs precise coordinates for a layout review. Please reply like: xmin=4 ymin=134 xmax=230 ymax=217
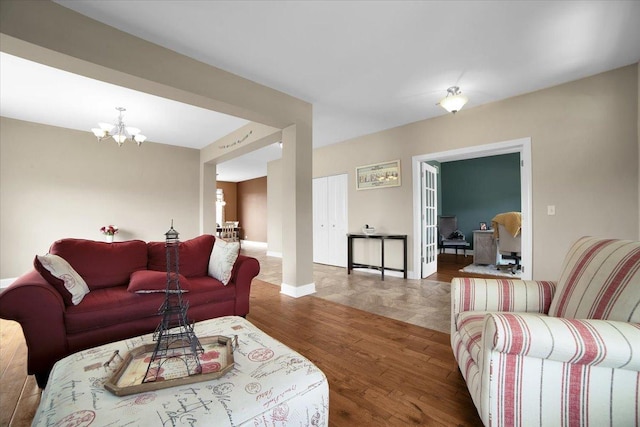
xmin=36 ymin=254 xmax=90 ymax=305
xmin=208 ymin=239 xmax=240 ymax=285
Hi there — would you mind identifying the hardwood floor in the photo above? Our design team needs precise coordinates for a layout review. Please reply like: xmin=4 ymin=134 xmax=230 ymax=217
xmin=0 ymin=320 xmax=40 ymax=427
xmin=248 ymin=280 xmax=482 ymax=426
xmin=0 ymin=254 xmax=485 ymax=426
xmin=428 ymin=252 xmax=505 ymax=283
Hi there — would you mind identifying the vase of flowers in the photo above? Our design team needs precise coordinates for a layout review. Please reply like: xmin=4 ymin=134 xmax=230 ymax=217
xmin=100 ymin=225 xmax=119 ymax=243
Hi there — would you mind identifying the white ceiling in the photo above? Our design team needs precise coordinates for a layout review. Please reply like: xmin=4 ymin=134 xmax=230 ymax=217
xmin=1 ymin=1 xmax=639 ymax=182
xmin=0 ymin=52 xmax=250 ymax=150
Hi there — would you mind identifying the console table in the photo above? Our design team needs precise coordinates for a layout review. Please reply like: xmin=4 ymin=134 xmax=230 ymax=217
xmin=32 ymin=316 xmax=328 ymax=427
xmin=347 ymin=233 xmax=407 ymax=281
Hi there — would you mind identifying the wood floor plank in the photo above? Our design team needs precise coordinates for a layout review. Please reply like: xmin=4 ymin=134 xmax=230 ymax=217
xmin=0 ymin=320 xmax=22 ymax=377
xmin=0 ymin=320 xmax=30 ymax=427
xmin=9 ymin=376 xmax=39 ymax=427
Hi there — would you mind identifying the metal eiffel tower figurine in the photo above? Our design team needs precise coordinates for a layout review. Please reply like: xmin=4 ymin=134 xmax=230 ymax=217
xmin=142 ymin=221 xmax=203 ymax=383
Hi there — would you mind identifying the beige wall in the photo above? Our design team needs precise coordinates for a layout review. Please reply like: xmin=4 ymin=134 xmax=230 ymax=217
xmin=267 ymin=159 xmax=283 ymax=256
xmin=216 ymin=181 xmax=238 ymax=222
xmin=300 ymin=64 xmax=638 ymax=280
xmin=0 ymin=117 xmax=200 ymax=278
xmin=238 ymin=177 xmax=267 ymax=242
xmin=217 ymin=178 xmax=268 ymax=242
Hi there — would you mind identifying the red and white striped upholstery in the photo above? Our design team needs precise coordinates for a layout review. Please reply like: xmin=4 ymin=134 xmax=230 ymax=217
xmin=451 ymin=237 xmax=640 ymax=426
xmin=549 ymin=237 xmax=640 ymax=322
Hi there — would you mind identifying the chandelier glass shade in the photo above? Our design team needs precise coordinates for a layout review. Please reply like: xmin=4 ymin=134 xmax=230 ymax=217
xmin=92 ymin=107 xmax=147 ymax=146
xmin=438 ymin=86 xmax=468 ymax=114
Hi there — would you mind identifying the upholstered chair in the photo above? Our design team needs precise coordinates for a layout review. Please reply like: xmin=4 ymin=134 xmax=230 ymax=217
xmin=451 ymin=236 xmax=640 ymax=426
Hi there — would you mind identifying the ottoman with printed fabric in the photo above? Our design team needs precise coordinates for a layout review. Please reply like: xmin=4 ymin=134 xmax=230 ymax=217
xmin=32 ymin=316 xmax=329 ymax=427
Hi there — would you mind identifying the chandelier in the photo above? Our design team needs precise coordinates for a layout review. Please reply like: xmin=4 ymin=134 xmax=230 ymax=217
xmin=91 ymin=107 xmax=147 ymax=146
xmin=438 ymin=86 xmax=469 ymax=114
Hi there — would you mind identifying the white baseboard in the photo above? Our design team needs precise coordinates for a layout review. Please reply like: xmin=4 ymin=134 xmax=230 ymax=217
xmin=350 ymin=268 xmax=406 ymax=279
xmin=407 ymin=270 xmax=419 ymax=280
xmin=266 ymin=251 xmax=282 ymax=258
xmin=241 ymin=240 xmax=267 ymax=248
xmin=280 ymin=282 xmax=316 ymax=298
xmin=0 ymin=278 xmax=17 ymax=289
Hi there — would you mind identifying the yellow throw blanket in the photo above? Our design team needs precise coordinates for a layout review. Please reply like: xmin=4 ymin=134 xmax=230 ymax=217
xmin=492 ymin=212 xmax=521 ymax=238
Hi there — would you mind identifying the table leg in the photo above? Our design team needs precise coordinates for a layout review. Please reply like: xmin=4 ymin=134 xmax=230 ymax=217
xmin=403 ymin=236 xmax=407 ymax=279
xmin=381 ymin=237 xmax=385 ymax=281
xmin=347 ymin=235 xmax=353 ymax=275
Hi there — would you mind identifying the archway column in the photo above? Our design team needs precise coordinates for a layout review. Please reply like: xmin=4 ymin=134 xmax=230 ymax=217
xmin=200 ymin=162 xmax=217 ymax=235
xmin=280 ymin=123 xmax=315 ymax=297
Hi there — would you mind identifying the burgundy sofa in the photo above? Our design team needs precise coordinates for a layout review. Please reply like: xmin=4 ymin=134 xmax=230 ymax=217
xmin=0 ymin=234 xmax=260 ymax=387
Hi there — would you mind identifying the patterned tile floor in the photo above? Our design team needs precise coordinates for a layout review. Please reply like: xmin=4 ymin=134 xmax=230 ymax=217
xmin=241 ymin=242 xmax=452 ymax=333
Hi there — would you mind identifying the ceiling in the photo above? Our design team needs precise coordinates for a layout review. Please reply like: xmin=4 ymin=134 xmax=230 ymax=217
xmin=1 ymin=1 xmax=639 ymax=182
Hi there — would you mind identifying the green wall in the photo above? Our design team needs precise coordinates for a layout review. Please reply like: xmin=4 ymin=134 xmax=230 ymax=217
xmin=441 ymin=153 xmax=521 ymax=247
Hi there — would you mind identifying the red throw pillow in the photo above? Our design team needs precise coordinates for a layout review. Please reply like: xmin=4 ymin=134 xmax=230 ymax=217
xmin=127 ymin=270 xmax=191 ymax=293
xmin=49 ymin=239 xmax=148 ymax=290
xmin=147 ymin=235 xmax=215 ymax=278
xmin=179 ymin=235 xmax=215 ymax=277
xmin=146 ymin=241 xmax=167 ymax=272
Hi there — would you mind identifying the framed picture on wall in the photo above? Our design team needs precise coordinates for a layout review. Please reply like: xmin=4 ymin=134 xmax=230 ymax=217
xmin=356 ymin=160 xmax=401 ymax=190
xmin=479 ymin=222 xmax=488 ymax=230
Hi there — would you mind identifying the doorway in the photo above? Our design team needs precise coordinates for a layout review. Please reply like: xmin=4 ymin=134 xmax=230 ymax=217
xmin=411 ymin=137 xmax=532 ymax=280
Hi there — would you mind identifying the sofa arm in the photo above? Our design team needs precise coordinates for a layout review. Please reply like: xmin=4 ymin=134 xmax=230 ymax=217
xmin=231 ymin=254 xmax=260 ymax=316
xmin=451 ymin=278 xmax=556 ymax=334
xmin=484 ymin=312 xmax=640 ymax=371
xmin=0 ymin=270 xmax=68 ymax=376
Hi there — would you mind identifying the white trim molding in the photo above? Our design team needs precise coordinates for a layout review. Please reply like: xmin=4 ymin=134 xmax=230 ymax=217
xmin=412 ymin=137 xmax=533 ymax=280
xmin=350 ymin=268 xmax=408 ymax=279
xmin=280 ymin=282 xmax=316 ymax=298
xmin=266 ymin=251 xmax=283 ymax=258
xmin=241 ymin=240 xmax=267 ymax=248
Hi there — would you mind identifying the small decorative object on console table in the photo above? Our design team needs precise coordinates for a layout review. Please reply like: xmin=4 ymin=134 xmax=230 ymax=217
xmin=362 ymin=224 xmax=376 ymax=235
xmin=99 ymin=224 xmax=118 ymax=243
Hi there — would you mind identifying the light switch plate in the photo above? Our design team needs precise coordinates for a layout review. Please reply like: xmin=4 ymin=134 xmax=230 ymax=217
xmin=547 ymin=205 xmax=556 ymax=215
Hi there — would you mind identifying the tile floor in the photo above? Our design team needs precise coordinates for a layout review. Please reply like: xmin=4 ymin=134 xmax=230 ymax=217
xmin=241 ymin=242 xmax=452 ymax=333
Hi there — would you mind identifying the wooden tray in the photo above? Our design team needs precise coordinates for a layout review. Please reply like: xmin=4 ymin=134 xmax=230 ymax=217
xmin=104 ymin=335 xmax=235 ymax=396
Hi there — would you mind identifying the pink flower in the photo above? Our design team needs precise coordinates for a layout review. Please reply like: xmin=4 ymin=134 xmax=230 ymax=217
xmin=100 ymin=225 xmax=119 ymax=235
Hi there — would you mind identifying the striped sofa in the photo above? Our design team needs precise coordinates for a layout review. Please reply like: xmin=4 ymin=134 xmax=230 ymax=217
xmin=451 ymin=237 xmax=640 ymax=426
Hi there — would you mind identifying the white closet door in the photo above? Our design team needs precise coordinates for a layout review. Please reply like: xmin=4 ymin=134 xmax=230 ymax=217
xmin=312 ymin=177 xmax=329 ymax=264
xmin=313 ymin=174 xmax=348 ymax=267
xmin=327 ymin=174 xmax=348 ymax=267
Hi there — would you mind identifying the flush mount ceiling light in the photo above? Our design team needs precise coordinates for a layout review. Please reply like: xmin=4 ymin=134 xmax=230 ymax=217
xmin=91 ymin=107 xmax=147 ymax=146
xmin=438 ymin=86 xmax=468 ymax=114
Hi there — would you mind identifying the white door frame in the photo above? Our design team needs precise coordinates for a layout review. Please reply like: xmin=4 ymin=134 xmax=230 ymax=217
xmin=411 ymin=137 xmax=532 ymax=280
